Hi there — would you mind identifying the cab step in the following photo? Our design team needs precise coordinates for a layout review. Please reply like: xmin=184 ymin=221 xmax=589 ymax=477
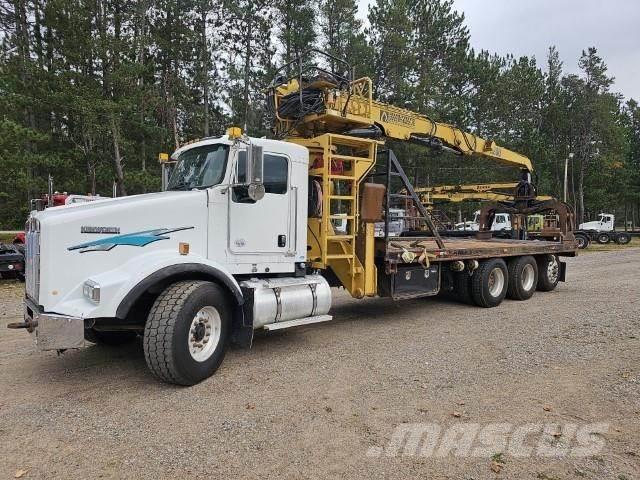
xmin=263 ymin=315 xmax=333 ymax=331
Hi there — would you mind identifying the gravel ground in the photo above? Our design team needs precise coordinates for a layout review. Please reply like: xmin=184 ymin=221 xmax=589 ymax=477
xmin=1 ymin=250 xmax=639 ymax=479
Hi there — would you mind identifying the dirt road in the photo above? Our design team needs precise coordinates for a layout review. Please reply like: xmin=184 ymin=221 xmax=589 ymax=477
xmin=1 ymin=250 xmax=639 ymax=479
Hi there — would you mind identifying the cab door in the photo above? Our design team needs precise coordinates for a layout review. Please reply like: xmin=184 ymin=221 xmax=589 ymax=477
xmin=228 ymin=150 xmax=293 ymax=258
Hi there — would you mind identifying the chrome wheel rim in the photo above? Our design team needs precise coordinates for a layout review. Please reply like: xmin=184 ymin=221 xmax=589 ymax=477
xmin=522 ymin=263 xmax=535 ymax=292
xmin=547 ymin=256 xmax=559 ymax=283
xmin=188 ymin=306 xmax=221 ymax=362
xmin=488 ymin=267 xmax=505 ymax=297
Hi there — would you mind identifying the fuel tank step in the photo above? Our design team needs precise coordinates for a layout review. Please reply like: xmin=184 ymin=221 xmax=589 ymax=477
xmin=263 ymin=315 xmax=333 ymax=331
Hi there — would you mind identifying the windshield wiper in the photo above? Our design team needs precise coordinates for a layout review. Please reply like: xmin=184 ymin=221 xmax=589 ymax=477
xmin=168 ymin=181 xmax=190 ymax=191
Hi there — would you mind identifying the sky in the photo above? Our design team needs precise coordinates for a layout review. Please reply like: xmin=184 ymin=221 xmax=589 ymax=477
xmin=356 ymin=0 xmax=640 ymax=101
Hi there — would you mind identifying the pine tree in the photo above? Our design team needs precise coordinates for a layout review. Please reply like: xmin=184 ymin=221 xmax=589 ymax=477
xmin=223 ymin=0 xmax=275 ymax=133
xmin=408 ymin=0 xmax=470 ymax=120
xmin=318 ymin=0 xmax=372 ymax=78
xmin=562 ymin=48 xmax=624 ymax=221
xmin=274 ymin=0 xmax=316 ymax=70
xmin=367 ymin=0 xmax=413 ymax=104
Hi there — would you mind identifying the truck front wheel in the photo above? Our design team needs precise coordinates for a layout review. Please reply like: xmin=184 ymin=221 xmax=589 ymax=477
xmin=470 ymin=258 xmax=508 ymax=308
xmin=507 ymin=256 xmax=538 ymax=301
xmin=143 ymin=280 xmax=231 ymax=385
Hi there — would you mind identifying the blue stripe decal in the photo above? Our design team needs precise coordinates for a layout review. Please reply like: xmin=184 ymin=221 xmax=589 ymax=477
xmin=68 ymin=227 xmax=194 ymax=253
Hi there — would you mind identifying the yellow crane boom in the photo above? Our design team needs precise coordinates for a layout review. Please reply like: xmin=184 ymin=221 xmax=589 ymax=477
xmin=270 ymin=75 xmax=533 ymax=174
xmin=415 ymin=183 xmax=552 ymax=205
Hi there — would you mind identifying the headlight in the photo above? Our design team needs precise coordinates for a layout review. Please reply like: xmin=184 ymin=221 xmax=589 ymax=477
xmin=83 ymin=280 xmax=101 ymax=304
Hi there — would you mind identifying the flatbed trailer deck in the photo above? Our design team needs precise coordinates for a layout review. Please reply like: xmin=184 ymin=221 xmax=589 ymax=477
xmin=381 ymin=237 xmax=577 ymax=263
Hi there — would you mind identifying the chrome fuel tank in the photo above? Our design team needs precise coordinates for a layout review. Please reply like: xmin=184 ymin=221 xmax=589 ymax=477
xmin=240 ymin=275 xmax=331 ymax=329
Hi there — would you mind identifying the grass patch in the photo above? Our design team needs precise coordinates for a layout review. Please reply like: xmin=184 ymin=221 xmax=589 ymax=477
xmin=491 ymin=452 xmax=505 ymax=463
xmin=582 ymin=236 xmax=640 ymax=253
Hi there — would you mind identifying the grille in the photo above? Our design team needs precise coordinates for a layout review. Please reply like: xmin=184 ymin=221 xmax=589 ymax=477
xmin=25 ymin=216 xmax=41 ymax=303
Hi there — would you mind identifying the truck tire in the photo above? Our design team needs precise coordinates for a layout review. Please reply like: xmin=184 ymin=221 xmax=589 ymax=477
xmin=575 ymin=233 xmax=590 ymax=249
xmin=143 ymin=280 xmax=231 ymax=386
xmin=536 ymin=255 xmax=559 ymax=292
xmin=507 ymin=256 xmax=538 ymax=301
xmin=470 ymin=258 xmax=508 ymax=308
xmin=453 ymin=272 xmax=473 ymax=304
xmin=615 ymin=233 xmax=631 ymax=245
xmin=596 ymin=232 xmax=610 ymax=244
xmin=84 ymin=329 xmax=138 ymax=345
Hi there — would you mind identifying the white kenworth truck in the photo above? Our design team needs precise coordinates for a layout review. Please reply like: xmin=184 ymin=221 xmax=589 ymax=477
xmin=11 ymin=56 xmax=578 ymax=385
xmin=11 ymin=131 xmax=577 ymax=385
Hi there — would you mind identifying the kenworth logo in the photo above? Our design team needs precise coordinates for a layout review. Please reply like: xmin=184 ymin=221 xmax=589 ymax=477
xmin=380 ymin=109 xmax=416 ymax=127
xmin=81 ymin=226 xmax=120 ymax=234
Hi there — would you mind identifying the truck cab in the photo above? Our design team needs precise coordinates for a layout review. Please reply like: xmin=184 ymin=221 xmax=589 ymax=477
xmin=578 ymin=213 xmax=614 ymax=232
xmin=455 ymin=210 xmax=512 ymax=232
xmin=17 ymin=133 xmax=332 ymax=385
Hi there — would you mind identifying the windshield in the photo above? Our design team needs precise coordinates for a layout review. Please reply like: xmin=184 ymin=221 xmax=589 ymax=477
xmin=167 ymin=144 xmax=229 ymax=190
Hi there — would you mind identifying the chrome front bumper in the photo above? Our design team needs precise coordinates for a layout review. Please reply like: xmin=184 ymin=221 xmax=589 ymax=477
xmin=23 ymin=298 xmax=85 ymax=351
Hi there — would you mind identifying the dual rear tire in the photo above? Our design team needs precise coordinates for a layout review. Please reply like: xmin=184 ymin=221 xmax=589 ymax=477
xmin=575 ymin=233 xmax=590 ymax=249
xmin=597 ymin=233 xmax=611 ymax=244
xmin=507 ymin=256 xmax=538 ymax=301
xmin=535 ymin=254 xmax=560 ymax=292
xmin=452 ymin=254 xmax=559 ymax=308
xmin=615 ymin=233 xmax=631 ymax=245
xmin=470 ymin=258 xmax=509 ymax=308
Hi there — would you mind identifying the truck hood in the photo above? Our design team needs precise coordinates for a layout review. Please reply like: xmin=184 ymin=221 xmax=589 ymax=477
xmin=34 ymin=190 xmax=209 ymax=313
xmin=578 ymin=220 xmax=602 ymax=230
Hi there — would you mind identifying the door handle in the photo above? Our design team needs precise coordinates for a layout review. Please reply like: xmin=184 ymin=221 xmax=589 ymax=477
xmin=278 ymin=235 xmax=286 ymax=247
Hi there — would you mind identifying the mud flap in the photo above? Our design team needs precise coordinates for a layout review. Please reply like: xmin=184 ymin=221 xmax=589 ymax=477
xmin=558 ymin=260 xmax=567 ymax=283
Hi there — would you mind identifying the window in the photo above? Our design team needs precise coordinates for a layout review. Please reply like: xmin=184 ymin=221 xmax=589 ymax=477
xmin=168 ymin=144 xmax=228 ymax=190
xmin=234 ymin=151 xmax=288 ymax=202
xmin=263 ymin=154 xmax=288 ymax=194
xmin=236 ymin=152 xmax=288 ymax=194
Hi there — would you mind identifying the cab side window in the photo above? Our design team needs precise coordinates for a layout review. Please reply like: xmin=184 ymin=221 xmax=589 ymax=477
xmin=263 ymin=154 xmax=288 ymax=194
xmin=234 ymin=152 xmax=288 ymax=202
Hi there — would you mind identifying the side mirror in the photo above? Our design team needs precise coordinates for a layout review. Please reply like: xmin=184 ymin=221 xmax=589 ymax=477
xmin=245 ymin=144 xmax=265 ymax=201
xmin=235 ymin=144 xmax=265 ymax=202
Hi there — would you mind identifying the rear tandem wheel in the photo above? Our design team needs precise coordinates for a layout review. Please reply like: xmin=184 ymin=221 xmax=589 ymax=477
xmin=470 ymin=258 xmax=509 ymax=308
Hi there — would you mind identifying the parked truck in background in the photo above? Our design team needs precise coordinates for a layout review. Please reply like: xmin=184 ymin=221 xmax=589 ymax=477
xmin=574 ymin=213 xmax=633 ymax=248
xmin=0 ymin=242 xmax=24 ymax=280
xmin=454 ymin=210 xmax=634 ymax=249
xmin=455 ymin=210 xmax=511 ymax=232
xmin=9 ymin=52 xmax=577 ymax=385
xmin=12 ymin=185 xmax=108 ymax=250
